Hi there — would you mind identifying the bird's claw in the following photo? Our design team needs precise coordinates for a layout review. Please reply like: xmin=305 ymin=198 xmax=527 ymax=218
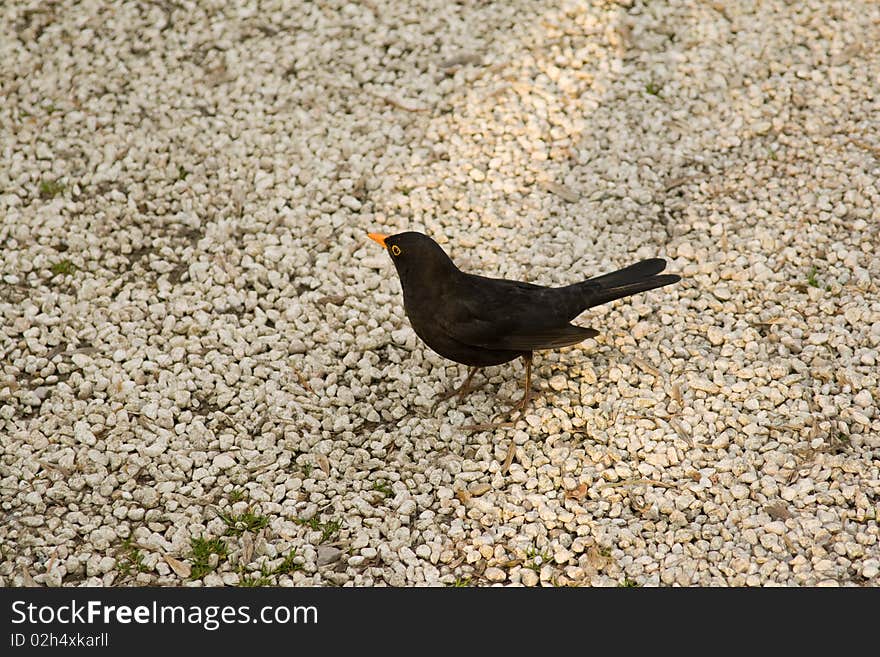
xmin=430 ymin=367 xmax=480 ymax=413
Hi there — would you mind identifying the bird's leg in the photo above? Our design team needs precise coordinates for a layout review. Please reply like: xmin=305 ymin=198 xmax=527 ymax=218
xmin=501 ymin=352 xmax=533 ymax=417
xmin=433 ymin=366 xmax=480 ymax=410
xmin=468 ymin=356 xmax=535 ymax=430
xmin=440 ymin=366 xmax=479 ymax=401
xmin=514 ymin=352 xmax=533 ymax=414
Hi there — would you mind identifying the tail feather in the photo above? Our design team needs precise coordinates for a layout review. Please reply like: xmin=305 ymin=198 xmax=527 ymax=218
xmin=586 ymin=258 xmax=667 ymax=287
xmin=582 ymin=259 xmax=680 ymax=309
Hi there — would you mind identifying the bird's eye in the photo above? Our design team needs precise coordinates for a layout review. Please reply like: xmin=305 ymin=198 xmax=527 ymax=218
xmin=391 ymin=245 xmax=402 ymax=256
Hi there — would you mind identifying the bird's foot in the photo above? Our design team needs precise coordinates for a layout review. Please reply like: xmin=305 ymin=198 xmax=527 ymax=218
xmin=460 ymin=389 xmax=541 ymax=430
xmin=431 ymin=367 xmax=480 ymax=413
xmin=494 ymin=388 xmax=541 ymax=422
xmin=494 ymin=351 xmax=535 ymax=421
xmin=510 ymin=390 xmax=532 ymax=416
xmin=435 ymin=382 xmax=472 ymax=403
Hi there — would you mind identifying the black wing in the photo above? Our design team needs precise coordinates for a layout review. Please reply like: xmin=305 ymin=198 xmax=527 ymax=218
xmin=437 ymin=275 xmax=596 ymax=352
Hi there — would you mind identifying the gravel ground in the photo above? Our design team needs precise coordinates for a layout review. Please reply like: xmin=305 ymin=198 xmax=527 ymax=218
xmin=2 ymin=0 xmax=878 ymax=587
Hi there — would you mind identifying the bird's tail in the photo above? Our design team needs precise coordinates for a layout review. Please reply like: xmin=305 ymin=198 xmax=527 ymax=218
xmin=582 ymin=258 xmax=681 ymax=308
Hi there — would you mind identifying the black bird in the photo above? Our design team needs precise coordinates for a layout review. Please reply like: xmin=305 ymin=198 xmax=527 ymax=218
xmin=368 ymin=231 xmax=680 ymax=414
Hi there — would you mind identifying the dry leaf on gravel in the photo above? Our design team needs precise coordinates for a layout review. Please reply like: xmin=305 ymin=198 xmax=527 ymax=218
xmin=565 ymin=483 xmax=589 ymax=501
xmin=164 ymin=555 xmax=191 ymax=579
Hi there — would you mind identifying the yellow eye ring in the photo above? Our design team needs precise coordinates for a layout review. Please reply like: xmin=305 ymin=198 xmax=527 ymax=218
xmin=391 ymin=245 xmax=401 ymax=256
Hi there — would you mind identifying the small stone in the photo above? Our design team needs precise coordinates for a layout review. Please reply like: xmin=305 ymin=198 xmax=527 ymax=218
xmin=521 ymin=569 xmax=539 ymax=587
xmin=437 ymin=487 xmax=454 ymax=500
xmin=851 ymin=411 xmax=870 ymax=426
xmin=525 ymin=414 xmax=542 ymax=427
xmin=689 ymin=377 xmax=719 ymax=393
xmin=213 ymin=454 xmax=236 ymax=469
xmin=730 ymin=484 xmax=750 ymax=500
xmin=861 ymin=560 xmax=879 ymax=580
xmin=853 ymin=389 xmax=873 ymax=408
xmin=764 ymin=521 xmax=786 ymax=535
xmin=677 ymin=242 xmax=695 ymax=259
xmin=484 ymin=567 xmax=506 ymax=582
xmin=554 ymin=548 xmax=573 ymax=564
xmin=398 ymin=546 xmax=419 ymax=566
xmin=317 ymin=546 xmax=343 ymax=566
xmin=548 ymin=374 xmax=567 ymax=391
xmin=254 ymin=171 xmax=274 ymax=193
xmin=713 ymin=286 xmax=732 ymax=301
xmin=398 ymin=499 xmax=416 ymax=515
xmin=341 ymin=195 xmax=362 ymax=211
xmin=467 ymin=483 xmax=491 ymax=496
xmin=631 ymin=321 xmax=656 ymax=340
xmin=391 ymin=328 xmax=414 ymax=346
xmin=706 ymin=326 xmax=725 ymax=346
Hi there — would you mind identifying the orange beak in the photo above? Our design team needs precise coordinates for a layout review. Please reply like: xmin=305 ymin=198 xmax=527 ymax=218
xmin=367 ymin=233 xmax=389 ymax=248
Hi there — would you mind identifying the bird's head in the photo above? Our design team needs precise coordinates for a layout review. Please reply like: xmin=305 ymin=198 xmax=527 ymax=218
xmin=367 ymin=231 xmax=457 ymax=285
